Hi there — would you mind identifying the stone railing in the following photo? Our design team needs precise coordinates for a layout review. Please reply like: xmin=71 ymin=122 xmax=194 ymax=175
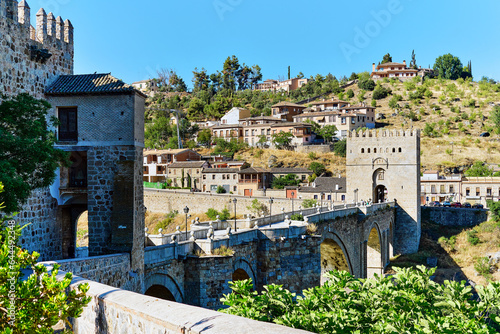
xmin=60 ymin=273 xmax=313 ymax=334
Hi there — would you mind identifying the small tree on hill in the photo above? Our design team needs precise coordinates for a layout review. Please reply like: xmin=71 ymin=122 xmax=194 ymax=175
xmin=271 ymin=174 xmax=301 ymax=189
xmin=309 ymin=162 xmax=326 ymax=176
xmin=271 ymin=132 xmax=294 ymax=150
xmin=318 ymin=125 xmax=339 ymax=143
xmin=381 ymin=53 xmax=392 ymax=64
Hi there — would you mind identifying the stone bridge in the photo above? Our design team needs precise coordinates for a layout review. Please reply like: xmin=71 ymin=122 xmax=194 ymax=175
xmin=141 ymin=202 xmax=395 ymax=309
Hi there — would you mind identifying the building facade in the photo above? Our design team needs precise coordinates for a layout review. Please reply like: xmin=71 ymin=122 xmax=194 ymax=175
xmin=271 ymin=101 xmax=307 ymax=122
xmin=167 ymin=161 xmax=210 ymax=189
xmin=371 ymin=61 xmax=418 ymax=82
xmin=254 ymin=77 xmax=308 ymax=92
xmin=143 ymin=149 xmax=201 ymax=183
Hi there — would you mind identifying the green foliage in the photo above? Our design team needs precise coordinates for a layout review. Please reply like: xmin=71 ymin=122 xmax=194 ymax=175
xmin=271 ymin=174 xmax=301 ymax=189
xmin=381 ymin=53 xmax=392 ymax=64
xmin=213 ymin=137 xmax=248 ymax=155
xmin=216 ymin=185 xmax=226 ymax=194
xmin=487 ymin=200 xmax=500 ymax=221
xmin=491 ymin=106 xmax=500 ymax=128
xmin=302 ymin=199 xmax=317 ymax=208
xmin=358 ymin=78 xmax=376 ymax=91
xmin=271 ymin=131 xmax=294 ymax=150
xmin=197 ymin=128 xmax=212 ymax=146
xmin=333 ymin=139 xmax=347 ymax=157
xmin=0 ymin=184 xmax=91 ymax=332
xmin=438 ymin=235 xmax=457 ymax=252
xmin=212 ymin=245 xmax=235 ymax=256
xmin=308 ymin=152 xmax=317 ymax=160
xmin=317 ymin=125 xmax=338 ymax=143
xmin=246 ymin=199 xmax=268 ymax=216
xmin=388 ymin=94 xmax=403 ymax=109
xmin=423 ymin=123 xmax=441 ymax=137
xmin=346 ymin=89 xmax=354 ymax=98
xmin=221 ymin=266 xmax=500 ymax=333
xmin=372 ymin=85 xmax=391 ymax=100
xmin=0 ymin=94 xmax=69 ymax=213
xmin=465 ymin=161 xmax=494 ymax=177
xmin=474 ymin=257 xmax=492 ymax=278
xmin=433 ymin=53 xmax=464 ymax=80
xmin=371 ymin=99 xmax=377 ymax=107
xmin=290 ymin=214 xmax=304 ymax=221
xmin=467 ymin=229 xmax=480 ymax=245
xmin=206 ymin=207 xmax=230 ymax=221
xmin=309 ymin=162 xmax=326 ymax=176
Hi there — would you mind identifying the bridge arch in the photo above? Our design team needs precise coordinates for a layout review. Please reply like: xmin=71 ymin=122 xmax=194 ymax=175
xmin=366 ymin=222 xmax=383 ymax=278
xmin=144 ymin=274 xmax=183 ymax=302
xmin=320 ymin=232 xmax=353 ymax=284
xmin=232 ymin=258 xmax=256 ymax=289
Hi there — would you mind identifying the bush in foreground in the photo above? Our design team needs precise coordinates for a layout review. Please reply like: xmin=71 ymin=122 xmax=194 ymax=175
xmin=221 ymin=266 xmax=500 ymax=333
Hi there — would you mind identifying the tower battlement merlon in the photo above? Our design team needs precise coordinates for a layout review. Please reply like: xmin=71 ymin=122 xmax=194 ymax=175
xmin=348 ymin=129 xmax=420 ymax=139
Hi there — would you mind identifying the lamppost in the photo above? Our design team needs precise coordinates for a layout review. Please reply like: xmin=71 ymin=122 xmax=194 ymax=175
xmin=354 ymin=188 xmax=359 ymax=204
xmin=269 ymin=197 xmax=274 ymax=227
xmin=291 ymin=191 xmax=295 ymax=215
xmin=320 ymin=192 xmax=324 ymax=212
xmin=233 ymin=198 xmax=237 ymax=232
xmin=183 ymin=206 xmax=189 ymax=240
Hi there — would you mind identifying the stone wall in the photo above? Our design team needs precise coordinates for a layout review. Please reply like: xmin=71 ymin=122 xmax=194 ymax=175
xmin=145 ymin=189 xmax=307 ymax=215
xmin=64 ymin=274 xmax=312 ymax=334
xmin=295 ymin=144 xmax=333 ymax=153
xmin=15 ymin=187 xmax=61 ymax=260
xmin=421 ymin=207 xmax=488 ymax=227
xmin=0 ymin=0 xmax=73 ymax=98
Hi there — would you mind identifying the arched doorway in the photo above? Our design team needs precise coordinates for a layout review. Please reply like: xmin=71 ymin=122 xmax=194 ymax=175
xmin=145 ymin=285 xmax=176 ymax=301
xmin=75 ymin=210 xmax=89 ymax=258
xmin=320 ymin=237 xmax=352 ymax=285
xmin=374 ymin=185 xmax=387 ymax=203
xmin=367 ymin=226 xmax=383 ymax=278
xmin=232 ymin=268 xmax=250 ymax=282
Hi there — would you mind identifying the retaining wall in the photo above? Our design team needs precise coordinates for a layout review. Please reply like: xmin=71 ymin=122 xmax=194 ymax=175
xmin=421 ymin=207 xmax=489 ymax=226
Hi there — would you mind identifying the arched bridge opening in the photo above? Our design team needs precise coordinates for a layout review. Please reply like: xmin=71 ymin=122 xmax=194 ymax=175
xmin=367 ymin=225 xmax=383 ymax=278
xmin=320 ymin=235 xmax=352 ymax=285
xmin=145 ymin=285 xmax=176 ymax=301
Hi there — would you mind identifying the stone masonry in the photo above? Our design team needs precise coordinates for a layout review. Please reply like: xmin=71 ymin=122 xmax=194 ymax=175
xmin=346 ymin=129 xmax=421 ymax=254
xmin=0 ymin=0 xmax=73 ymax=98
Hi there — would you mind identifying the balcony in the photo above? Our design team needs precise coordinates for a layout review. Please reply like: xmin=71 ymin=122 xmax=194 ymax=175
xmin=239 ymin=179 xmax=262 ymax=184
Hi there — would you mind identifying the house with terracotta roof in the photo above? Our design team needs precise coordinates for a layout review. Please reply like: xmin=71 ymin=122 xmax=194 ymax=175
xmin=143 ymin=149 xmax=201 ymax=183
xmin=271 ymin=101 xmax=307 ymax=122
xmin=309 ymin=99 xmax=350 ymax=112
xmin=220 ymin=107 xmax=251 ymax=125
xmin=167 ymin=161 xmax=210 ymax=189
xmin=293 ymin=103 xmax=375 ymax=138
xmin=254 ymin=77 xmax=308 ymax=92
xmin=238 ymin=167 xmax=270 ymax=196
xmin=371 ymin=61 xmax=419 ymax=82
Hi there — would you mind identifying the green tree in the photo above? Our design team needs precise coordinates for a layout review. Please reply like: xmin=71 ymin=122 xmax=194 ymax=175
xmin=309 ymin=162 xmax=326 ymax=176
xmin=271 ymin=132 xmax=294 ymax=150
xmin=346 ymin=89 xmax=354 ymax=99
xmin=216 ymin=185 xmax=226 ymax=194
xmin=192 ymin=67 xmax=210 ymax=92
xmin=246 ymin=198 xmax=268 ymax=216
xmin=0 ymin=94 xmax=69 ymax=213
xmin=271 ymin=174 xmax=301 ymax=189
xmin=302 ymin=199 xmax=317 ymax=208
xmin=381 ymin=53 xmax=392 ymax=64
xmin=433 ymin=53 xmax=464 ymax=80
xmin=0 ymin=184 xmax=91 ymax=332
xmin=144 ymin=116 xmax=173 ymax=148
xmin=186 ymin=97 xmax=206 ymax=120
xmin=409 ymin=49 xmax=417 ymax=69
xmin=222 ymin=55 xmax=240 ymax=91
xmin=333 ymin=139 xmax=347 ymax=157
xmin=491 ymin=106 xmax=500 ymax=129
xmin=487 ymin=199 xmax=500 ymax=221
xmin=358 ymin=79 xmax=376 ymax=91
xmin=372 ymin=85 xmax=391 ymax=100
xmin=465 ymin=161 xmax=493 ymax=177
xmin=318 ymin=125 xmax=338 ymax=143
xmin=197 ymin=129 xmax=212 ymax=147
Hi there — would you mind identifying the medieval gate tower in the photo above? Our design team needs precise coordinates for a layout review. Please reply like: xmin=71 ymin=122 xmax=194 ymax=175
xmin=346 ymin=129 xmax=421 ymax=254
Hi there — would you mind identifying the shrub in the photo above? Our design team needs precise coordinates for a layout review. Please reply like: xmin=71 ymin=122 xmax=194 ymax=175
xmin=213 ymin=245 xmax=235 ymax=256
xmin=346 ymin=89 xmax=354 ymax=98
xmin=308 ymin=152 xmax=317 ymax=160
xmin=306 ymin=223 xmax=317 ymax=235
xmin=372 ymin=85 xmax=391 ymax=100
xmin=474 ymin=257 xmax=491 ymax=277
xmin=247 ymin=199 xmax=268 ymax=216
xmin=309 ymin=162 xmax=326 ymax=176
xmin=290 ymin=214 xmax=304 ymax=221
xmin=358 ymin=78 xmax=376 ymax=91
xmin=438 ymin=235 xmax=456 ymax=252
xmin=302 ymin=199 xmax=317 ymax=208
xmin=467 ymin=229 xmax=480 ymax=245
xmin=333 ymin=139 xmax=347 ymax=157
xmin=206 ymin=208 xmax=230 ymax=220
xmin=216 ymin=185 xmax=226 ymax=194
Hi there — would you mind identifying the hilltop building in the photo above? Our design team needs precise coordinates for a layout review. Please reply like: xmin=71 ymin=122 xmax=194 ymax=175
xmin=254 ymin=77 xmax=308 ymax=92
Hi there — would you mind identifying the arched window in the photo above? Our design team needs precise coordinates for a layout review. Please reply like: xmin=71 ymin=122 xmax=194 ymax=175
xmin=392 ymin=148 xmax=395 ymax=153
xmin=398 ymin=147 xmax=402 ymax=153
xmin=361 ymin=148 xmax=365 ymax=153
xmin=374 ymin=148 xmax=377 ymax=153
xmin=367 ymin=148 xmax=371 ymax=153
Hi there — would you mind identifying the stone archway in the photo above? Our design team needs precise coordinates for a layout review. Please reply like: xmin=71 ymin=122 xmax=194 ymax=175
xmin=145 ymin=285 xmax=176 ymax=301
xmin=233 ymin=259 xmax=256 ymax=289
xmin=367 ymin=224 xmax=383 ymax=278
xmin=373 ymin=168 xmax=387 ymax=203
xmin=374 ymin=185 xmax=387 ymax=203
xmin=320 ymin=233 xmax=353 ymax=285
xmin=75 ymin=210 xmax=89 ymax=258
xmin=144 ymin=274 xmax=183 ymax=303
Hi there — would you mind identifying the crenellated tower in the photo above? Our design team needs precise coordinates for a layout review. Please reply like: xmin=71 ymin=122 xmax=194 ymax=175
xmin=346 ymin=129 xmax=421 ymax=255
xmin=0 ymin=0 xmax=74 ymax=98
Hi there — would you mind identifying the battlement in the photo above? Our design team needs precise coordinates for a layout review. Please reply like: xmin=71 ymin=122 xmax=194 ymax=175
xmin=0 ymin=0 xmax=73 ymax=46
xmin=0 ymin=0 xmax=74 ymax=98
xmin=348 ymin=128 xmax=420 ymax=139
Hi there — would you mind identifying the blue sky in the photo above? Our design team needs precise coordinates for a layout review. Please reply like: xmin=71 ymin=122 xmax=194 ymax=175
xmin=29 ymin=0 xmax=500 ymax=87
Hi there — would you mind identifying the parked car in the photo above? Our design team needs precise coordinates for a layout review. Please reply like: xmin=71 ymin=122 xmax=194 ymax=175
xmin=472 ymin=203 xmax=484 ymax=209
xmin=479 ymin=132 xmax=490 ymax=137
xmin=428 ymin=201 xmax=441 ymax=207
xmin=463 ymin=202 xmax=472 ymax=208
xmin=451 ymin=202 xmax=462 ymax=208
xmin=442 ymin=201 xmax=451 ymax=207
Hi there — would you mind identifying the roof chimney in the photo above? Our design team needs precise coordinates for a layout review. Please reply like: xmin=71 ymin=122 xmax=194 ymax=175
xmin=403 ymin=60 xmax=406 ymax=66
xmin=372 ymin=63 xmax=376 ymax=72
xmin=335 ymin=184 xmax=339 ymax=191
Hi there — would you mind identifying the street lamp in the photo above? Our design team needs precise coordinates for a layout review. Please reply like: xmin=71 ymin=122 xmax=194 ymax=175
xmin=269 ymin=197 xmax=274 ymax=227
xmin=291 ymin=191 xmax=295 ymax=215
xmin=183 ymin=206 xmax=189 ymax=240
xmin=233 ymin=198 xmax=237 ymax=232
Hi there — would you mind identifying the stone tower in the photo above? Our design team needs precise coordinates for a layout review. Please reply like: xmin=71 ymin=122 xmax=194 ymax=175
xmin=346 ymin=129 xmax=421 ymax=254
